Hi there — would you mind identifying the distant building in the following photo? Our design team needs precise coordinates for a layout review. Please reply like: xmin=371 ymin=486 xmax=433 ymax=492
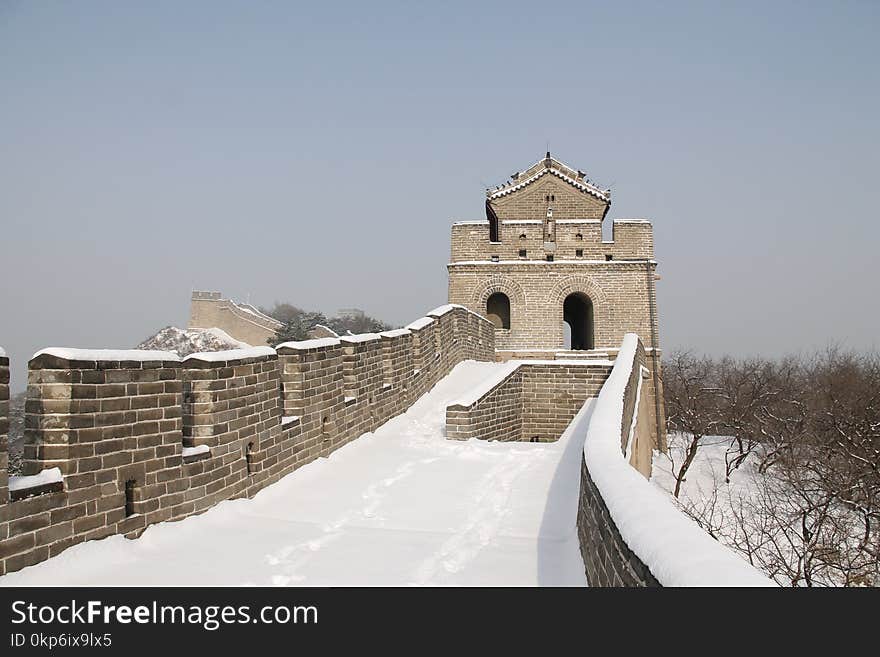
xmin=337 ymin=308 xmax=365 ymax=320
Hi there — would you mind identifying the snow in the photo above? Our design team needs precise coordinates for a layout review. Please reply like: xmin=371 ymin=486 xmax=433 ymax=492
xmin=379 ymin=328 xmax=411 ymax=338
xmin=8 ymin=467 xmax=63 ymax=492
xmin=281 ymin=415 xmax=300 ymax=426
xmin=405 ymin=317 xmax=435 ymax=331
xmin=202 ymin=327 xmax=251 ymax=349
xmin=339 ymin=333 xmax=381 ymax=344
xmin=137 ymin=326 xmax=249 ymax=357
xmin=557 ymin=219 xmax=601 ymax=224
xmin=582 ymin=334 xmax=774 ymax=587
xmin=426 ymin=303 xmax=464 ymax=317
xmin=451 ymin=221 xmax=488 ymax=226
xmin=448 ymin=362 xmax=519 ymax=407
xmin=0 ymin=361 xmax=591 ymax=586
xmin=181 ymin=445 xmax=210 ymax=458
xmin=275 ymin=337 xmax=341 ymax=350
xmin=184 ymin=347 xmax=276 ymax=362
xmin=501 ymin=220 xmax=542 ymax=225
xmin=489 ymin=166 xmax=609 ymax=202
xmin=614 ymin=218 xmax=652 ymax=224
xmin=32 ymin=347 xmax=180 ymax=362
xmin=310 ymin=324 xmax=339 ymax=337
xmin=425 ymin=304 xmax=489 ymax=323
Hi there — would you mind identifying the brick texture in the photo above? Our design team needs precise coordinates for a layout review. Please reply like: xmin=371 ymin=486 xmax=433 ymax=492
xmin=0 ymin=305 xmax=494 ymax=576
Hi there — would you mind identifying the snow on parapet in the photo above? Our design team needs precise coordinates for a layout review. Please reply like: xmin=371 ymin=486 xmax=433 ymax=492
xmin=275 ymin=337 xmax=341 ymax=351
xmin=614 ymin=218 xmax=652 ymax=224
xmin=0 ymin=346 xmax=5 ymax=358
xmin=447 ymin=362 xmax=520 ymax=407
xmin=379 ymin=328 xmax=411 ymax=338
xmin=339 ymin=333 xmax=381 ymax=344
xmin=184 ymin=346 xmax=276 ymax=362
xmin=181 ymin=445 xmax=210 ymax=458
xmin=582 ymin=334 xmax=775 ymax=587
xmin=427 ymin=303 xmax=491 ymax=324
xmin=405 ymin=316 xmax=435 ymax=331
xmin=31 ymin=348 xmax=181 ymax=363
xmin=426 ymin=303 xmax=463 ymax=317
xmin=9 ymin=467 xmax=63 ymax=492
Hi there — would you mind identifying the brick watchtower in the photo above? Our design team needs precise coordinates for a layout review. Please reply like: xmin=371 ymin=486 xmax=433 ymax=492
xmin=447 ymin=152 xmax=665 ymax=445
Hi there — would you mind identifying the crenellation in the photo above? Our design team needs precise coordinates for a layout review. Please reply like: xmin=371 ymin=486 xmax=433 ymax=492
xmin=0 ymin=306 xmax=497 ymax=576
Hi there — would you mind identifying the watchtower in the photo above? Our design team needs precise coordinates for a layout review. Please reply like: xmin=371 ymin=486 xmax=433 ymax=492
xmin=447 ymin=152 xmax=665 ymax=444
xmin=448 ymin=152 xmax=659 ymax=357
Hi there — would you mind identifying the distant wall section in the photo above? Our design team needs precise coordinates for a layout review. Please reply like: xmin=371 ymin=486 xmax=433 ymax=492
xmin=188 ymin=291 xmax=282 ymax=347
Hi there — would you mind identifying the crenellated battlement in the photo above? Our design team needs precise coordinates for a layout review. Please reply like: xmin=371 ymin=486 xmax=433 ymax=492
xmin=0 ymin=305 xmax=495 ymax=576
xmin=450 ymin=217 xmax=654 ymax=263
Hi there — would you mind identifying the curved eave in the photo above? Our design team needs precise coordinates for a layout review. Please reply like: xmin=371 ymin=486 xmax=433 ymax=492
xmin=488 ymin=167 xmax=610 ymax=204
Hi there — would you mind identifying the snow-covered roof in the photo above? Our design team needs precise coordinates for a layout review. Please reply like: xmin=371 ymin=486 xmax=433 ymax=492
xmin=487 ymin=153 xmax=610 ymax=203
xmin=0 ymin=347 xmax=5 ymax=358
xmin=32 ymin=347 xmax=181 ymax=363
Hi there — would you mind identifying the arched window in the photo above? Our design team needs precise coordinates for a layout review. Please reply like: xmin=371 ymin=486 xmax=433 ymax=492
xmin=563 ymin=293 xmax=594 ymax=350
xmin=486 ymin=292 xmax=511 ymax=329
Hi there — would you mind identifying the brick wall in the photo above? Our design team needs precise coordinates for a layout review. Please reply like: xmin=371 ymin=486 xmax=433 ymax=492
xmin=0 ymin=352 xmax=8 ymax=507
xmin=188 ymin=291 xmax=281 ymax=347
xmin=448 ymin=260 xmax=659 ymax=353
xmin=447 ymin=368 xmax=523 ymax=442
xmin=520 ymin=363 xmax=613 ymax=442
xmin=446 ymin=361 xmax=613 ymax=443
xmin=577 ymin=460 xmax=660 ymax=586
xmin=450 ymin=219 xmax=652 ymax=263
xmin=576 ymin=336 xmax=660 ymax=586
xmin=0 ymin=305 xmax=495 ymax=576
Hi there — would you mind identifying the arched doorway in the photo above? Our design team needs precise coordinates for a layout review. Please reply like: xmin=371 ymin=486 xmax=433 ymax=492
xmin=486 ymin=292 xmax=511 ymax=329
xmin=563 ymin=293 xmax=594 ymax=350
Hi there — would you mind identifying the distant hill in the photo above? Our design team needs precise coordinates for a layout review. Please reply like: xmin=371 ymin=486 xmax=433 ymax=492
xmin=136 ymin=326 xmax=249 ymax=357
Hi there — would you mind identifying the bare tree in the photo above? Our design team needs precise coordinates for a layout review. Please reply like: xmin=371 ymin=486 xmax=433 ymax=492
xmin=663 ymin=351 xmax=725 ymax=497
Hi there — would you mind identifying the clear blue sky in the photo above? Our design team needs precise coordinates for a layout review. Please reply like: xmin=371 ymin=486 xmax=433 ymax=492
xmin=1 ymin=1 xmax=878 ymax=389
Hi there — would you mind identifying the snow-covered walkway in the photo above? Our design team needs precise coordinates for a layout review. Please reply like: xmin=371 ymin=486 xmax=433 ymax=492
xmin=1 ymin=361 xmax=591 ymax=586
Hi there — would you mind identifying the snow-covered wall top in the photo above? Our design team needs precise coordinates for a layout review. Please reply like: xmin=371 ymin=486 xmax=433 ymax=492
xmin=31 ymin=347 xmax=181 ymax=363
xmin=582 ymin=333 xmax=775 ymax=587
xmin=184 ymin=346 xmax=276 ymax=363
xmin=1 ymin=303 xmax=498 ymax=578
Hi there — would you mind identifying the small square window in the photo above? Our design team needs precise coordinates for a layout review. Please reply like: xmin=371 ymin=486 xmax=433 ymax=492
xmin=546 ymin=254 xmax=554 ymax=262
xmin=519 ymin=249 xmax=527 ymax=258
xmin=605 ymin=254 xmax=613 ymax=261
xmin=491 ymin=255 xmax=499 ymax=262
xmin=576 ymin=249 xmax=583 ymax=257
